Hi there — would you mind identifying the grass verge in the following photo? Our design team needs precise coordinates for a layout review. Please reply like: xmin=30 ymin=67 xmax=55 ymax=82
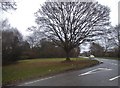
xmin=2 ymin=58 xmax=99 ymax=86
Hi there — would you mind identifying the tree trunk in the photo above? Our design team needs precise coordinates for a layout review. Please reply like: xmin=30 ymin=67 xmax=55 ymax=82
xmin=66 ymin=51 xmax=71 ymax=61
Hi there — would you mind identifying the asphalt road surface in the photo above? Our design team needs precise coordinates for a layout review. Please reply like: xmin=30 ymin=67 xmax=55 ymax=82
xmin=18 ymin=58 xmax=120 ymax=86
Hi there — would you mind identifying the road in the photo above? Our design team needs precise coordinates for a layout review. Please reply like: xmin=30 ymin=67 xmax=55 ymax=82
xmin=18 ymin=58 xmax=120 ymax=86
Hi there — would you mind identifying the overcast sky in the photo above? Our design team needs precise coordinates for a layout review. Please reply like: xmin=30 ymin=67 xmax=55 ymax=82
xmin=2 ymin=0 xmax=119 ymax=52
xmin=4 ymin=0 xmax=119 ymax=37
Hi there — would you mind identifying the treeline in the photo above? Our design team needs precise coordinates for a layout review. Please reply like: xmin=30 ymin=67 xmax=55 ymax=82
xmin=82 ymin=42 xmax=119 ymax=58
xmin=2 ymin=19 xmax=120 ymax=65
xmin=81 ymin=24 xmax=120 ymax=58
xmin=2 ymin=25 xmax=119 ymax=65
xmin=2 ymin=23 xmax=80 ymax=65
xmin=22 ymin=38 xmax=80 ymax=59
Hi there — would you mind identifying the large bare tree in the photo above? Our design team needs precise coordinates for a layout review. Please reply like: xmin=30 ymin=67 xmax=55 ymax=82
xmin=35 ymin=1 xmax=110 ymax=61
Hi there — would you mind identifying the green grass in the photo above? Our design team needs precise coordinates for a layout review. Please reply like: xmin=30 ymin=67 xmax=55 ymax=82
xmin=2 ymin=58 xmax=99 ymax=85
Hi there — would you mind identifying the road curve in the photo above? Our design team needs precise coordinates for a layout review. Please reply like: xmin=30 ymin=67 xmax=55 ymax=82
xmin=18 ymin=58 xmax=120 ymax=86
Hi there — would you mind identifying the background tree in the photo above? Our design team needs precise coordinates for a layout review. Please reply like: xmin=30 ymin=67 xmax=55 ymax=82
xmin=2 ymin=21 xmax=23 ymax=65
xmin=96 ymin=26 xmax=114 ymax=56
xmin=20 ymin=41 xmax=31 ymax=59
xmin=38 ymin=38 xmax=80 ymax=58
xmin=90 ymin=42 xmax=104 ymax=57
xmin=26 ymin=37 xmax=80 ymax=58
xmin=114 ymin=24 xmax=120 ymax=57
xmin=34 ymin=1 xmax=110 ymax=61
xmin=0 ymin=0 xmax=17 ymax=65
xmin=27 ymin=26 xmax=44 ymax=48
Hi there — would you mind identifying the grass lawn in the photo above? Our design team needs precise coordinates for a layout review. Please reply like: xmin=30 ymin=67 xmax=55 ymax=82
xmin=2 ymin=58 xmax=99 ymax=85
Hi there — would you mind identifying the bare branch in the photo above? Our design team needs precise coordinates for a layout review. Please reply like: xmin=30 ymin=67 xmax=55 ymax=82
xmin=34 ymin=1 xmax=110 ymax=60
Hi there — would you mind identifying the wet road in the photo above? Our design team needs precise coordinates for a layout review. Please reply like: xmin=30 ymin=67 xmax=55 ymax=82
xmin=19 ymin=58 xmax=120 ymax=86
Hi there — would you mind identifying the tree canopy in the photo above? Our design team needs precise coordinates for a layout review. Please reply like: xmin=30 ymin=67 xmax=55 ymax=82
xmin=34 ymin=1 xmax=110 ymax=60
xmin=114 ymin=24 xmax=120 ymax=57
xmin=0 ymin=0 xmax=17 ymax=11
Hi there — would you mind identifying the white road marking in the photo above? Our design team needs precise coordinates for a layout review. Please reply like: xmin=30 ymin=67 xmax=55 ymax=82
xmin=19 ymin=76 xmax=55 ymax=86
xmin=110 ymin=63 xmax=118 ymax=66
xmin=78 ymin=68 xmax=112 ymax=76
xmin=109 ymin=75 xmax=120 ymax=81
